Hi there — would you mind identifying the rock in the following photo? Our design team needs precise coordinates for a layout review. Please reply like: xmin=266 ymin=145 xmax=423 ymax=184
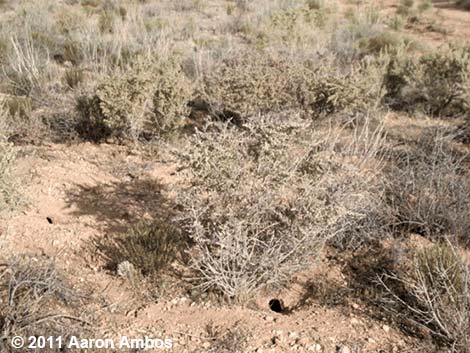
xmin=288 ymin=331 xmax=299 ymax=340
xmin=264 ymin=315 xmax=275 ymax=322
xmin=351 ymin=303 xmax=360 ymax=310
xmin=117 ymin=261 xmax=136 ymax=278
xmin=382 ymin=324 xmax=390 ymax=333
xmin=202 ymin=341 xmax=211 ymax=349
xmin=308 ymin=343 xmax=322 ymax=352
xmin=350 ymin=318 xmax=361 ymax=326
xmin=298 ymin=337 xmax=310 ymax=347
xmin=336 ymin=345 xmax=351 ymax=353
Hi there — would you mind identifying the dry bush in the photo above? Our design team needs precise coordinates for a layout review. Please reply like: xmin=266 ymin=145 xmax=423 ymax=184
xmin=171 ymin=115 xmax=387 ymax=299
xmin=0 ymin=138 xmax=16 ymax=213
xmin=380 ymin=243 xmax=470 ymax=352
xmin=76 ymin=57 xmax=193 ymax=140
xmin=203 ymin=53 xmax=386 ymax=121
xmin=383 ymin=45 xmax=470 ymax=116
xmin=0 ymin=106 xmax=23 ymax=212
xmin=3 ymin=34 xmax=53 ymax=97
xmin=329 ymin=8 xmax=385 ymax=62
xmin=0 ymin=256 xmax=87 ymax=352
xmin=385 ymin=131 xmax=470 ymax=244
xmin=262 ymin=4 xmax=331 ymax=47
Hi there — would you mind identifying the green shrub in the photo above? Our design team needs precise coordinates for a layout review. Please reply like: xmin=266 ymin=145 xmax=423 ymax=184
xmin=417 ymin=46 xmax=470 ymax=115
xmin=151 ymin=60 xmax=193 ymax=133
xmin=383 ymin=46 xmax=470 ymax=116
xmin=299 ymin=60 xmax=386 ymax=115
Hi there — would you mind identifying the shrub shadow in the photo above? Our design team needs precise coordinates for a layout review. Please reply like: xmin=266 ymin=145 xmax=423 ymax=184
xmin=65 ymin=178 xmax=172 ymax=235
xmin=64 ymin=178 xmax=190 ymax=276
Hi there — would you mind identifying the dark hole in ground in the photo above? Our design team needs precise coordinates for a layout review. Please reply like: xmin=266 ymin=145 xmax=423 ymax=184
xmin=269 ymin=299 xmax=284 ymax=313
xmin=46 ymin=217 xmax=53 ymax=224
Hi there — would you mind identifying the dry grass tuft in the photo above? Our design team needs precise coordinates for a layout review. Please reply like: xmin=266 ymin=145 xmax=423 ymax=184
xmin=95 ymin=219 xmax=187 ymax=279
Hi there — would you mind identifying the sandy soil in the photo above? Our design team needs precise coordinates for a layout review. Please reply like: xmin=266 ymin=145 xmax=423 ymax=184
xmin=0 ymin=141 xmax=428 ymax=353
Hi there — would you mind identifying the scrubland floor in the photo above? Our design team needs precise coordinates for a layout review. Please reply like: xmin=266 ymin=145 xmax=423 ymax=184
xmin=1 ymin=0 xmax=470 ymax=352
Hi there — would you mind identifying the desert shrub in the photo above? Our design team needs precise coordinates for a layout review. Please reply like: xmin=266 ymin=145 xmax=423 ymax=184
xmin=266 ymin=4 xmax=330 ymax=42
xmin=381 ymin=244 xmax=470 ymax=351
xmin=396 ymin=0 xmax=416 ymax=17
xmin=204 ymin=54 xmax=385 ymax=120
xmin=171 ymin=117 xmax=387 ymax=299
xmin=97 ymin=220 xmax=186 ymax=278
xmin=0 ymin=37 xmax=8 ymax=65
xmin=306 ymin=0 xmax=324 ymax=10
xmin=417 ymin=46 xmax=470 ymax=115
xmin=298 ymin=59 xmax=386 ymax=116
xmin=202 ymin=55 xmax=302 ymax=118
xmin=0 ymin=139 xmax=16 ymax=213
xmin=385 ymin=131 xmax=470 ymax=243
xmin=383 ymin=46 xmax=470 ymax=116
xmin=75 ymin=95 xmax=112 ymax=142
xmin=358 ymin=32 xmax=413 ymax=56
xmin=150 ymin=59 xmax=194 ymax=133
xmin=328 ymin=16 xmax=386 ymax=62
xmin=456 ymin=119 xmax=470 ymax=144
xmin=457 ymin=0 xmax=470 ymax=10
xmin=417 ymin=0 xmax=432 ymax=12
xmin=76 ymin=57 xmax=193 ymax=140
xmin=0 ymin=102 xmax=23 ymax=211
xmin=0 ymin=256 xmax=86 ymax=352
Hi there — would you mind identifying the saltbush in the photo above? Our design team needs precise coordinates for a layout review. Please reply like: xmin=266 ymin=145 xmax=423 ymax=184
xmin=76 ymin=57 xmax=193 ymax=140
